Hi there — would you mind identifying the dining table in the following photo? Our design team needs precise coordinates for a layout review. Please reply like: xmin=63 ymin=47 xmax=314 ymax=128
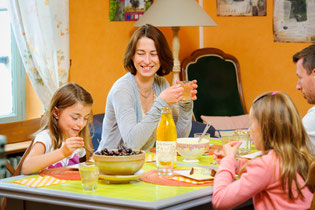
xmin=0 ymin=138 xmax=255 ymax=210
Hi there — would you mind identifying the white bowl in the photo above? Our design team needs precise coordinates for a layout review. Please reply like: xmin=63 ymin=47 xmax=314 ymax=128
xmin=177 ymin=138 xmax=209 ymax=162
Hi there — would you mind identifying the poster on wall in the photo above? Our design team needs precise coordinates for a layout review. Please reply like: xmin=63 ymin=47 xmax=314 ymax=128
xmin=217 ymin=0 xmax=266 ymax=16
xmin=273 ymin=0 xmax=315 ymax=42
xmin=109 ymin=0 xmax=153 ymax=21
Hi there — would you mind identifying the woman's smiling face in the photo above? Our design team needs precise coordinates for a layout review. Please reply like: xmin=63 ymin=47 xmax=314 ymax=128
xmin=133 ymin=37 xmax=160 ymax=79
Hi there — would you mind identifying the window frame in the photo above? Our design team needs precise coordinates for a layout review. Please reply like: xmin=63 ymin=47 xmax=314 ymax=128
xmin=0 ymin=13 xmax=26 ymax=123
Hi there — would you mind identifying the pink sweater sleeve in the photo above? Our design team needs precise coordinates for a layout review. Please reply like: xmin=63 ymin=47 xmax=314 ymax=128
xmin=212 ymin=156 xmax=272 ymax=209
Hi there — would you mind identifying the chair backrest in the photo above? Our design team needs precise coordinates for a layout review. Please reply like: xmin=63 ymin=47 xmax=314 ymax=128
xmin=307 ymin=160 xmax=315 ymax=210
xmin=181 ymin=48 xmax=247 ymax=122
xmin=90 ymin=113 xmax=104 ymax=150
xmin=1 ymin=118 xmax=42 ymax=145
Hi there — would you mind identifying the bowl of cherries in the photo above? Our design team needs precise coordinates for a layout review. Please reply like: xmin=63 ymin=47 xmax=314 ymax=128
xmin=93 ymin=145 xmax=145 ymax=175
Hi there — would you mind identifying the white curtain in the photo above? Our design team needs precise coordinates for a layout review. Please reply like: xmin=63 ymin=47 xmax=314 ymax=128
xmin=8 ymin=0 xmax=69 ymax=108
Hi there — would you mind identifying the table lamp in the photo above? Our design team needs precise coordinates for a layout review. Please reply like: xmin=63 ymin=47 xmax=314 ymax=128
xmin=134 ymin=0 xmax=217 ymax=84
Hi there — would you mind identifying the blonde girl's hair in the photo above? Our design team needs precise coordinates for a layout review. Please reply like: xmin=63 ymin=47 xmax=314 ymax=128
xmin=38 ymin=83 xmax=94 ymax=154
xmin=251 ymin=91 xmax=315 ymax=200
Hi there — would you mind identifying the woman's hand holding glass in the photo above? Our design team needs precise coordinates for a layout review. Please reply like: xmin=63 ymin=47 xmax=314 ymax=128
xmin=61 ymin=137 xmax=84 ymax=157
xmin=177 ymin=80 xmax=198 ymax=102
xmin=189 ymin=80 xmax=198 ymax=101
xmin=159 ymin=84 xmax=184 ymax=105
xmin=159 ymin=80 xmax=198 ymax=105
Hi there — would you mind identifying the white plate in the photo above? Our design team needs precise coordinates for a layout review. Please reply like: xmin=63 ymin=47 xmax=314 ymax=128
xmin=67 ymin=164 xmax=79 ymax=169
xmin=239 ymin=151 xmax=262 ymax=159
xmin=99 ymin=169 xmax=144 ymax=184
xmin=175 ymin=169 xmax=214 ymax=181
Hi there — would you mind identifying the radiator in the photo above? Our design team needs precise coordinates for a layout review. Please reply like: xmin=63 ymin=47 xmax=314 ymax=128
xmin=0 ymin=136 xmax=6 ymax=179
xmin=0 ymin=155 xmax=22 ymax=179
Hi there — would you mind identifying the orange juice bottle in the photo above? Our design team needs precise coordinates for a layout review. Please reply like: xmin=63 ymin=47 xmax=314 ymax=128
xmin=156 ymin=106 xmax=177 ymax=175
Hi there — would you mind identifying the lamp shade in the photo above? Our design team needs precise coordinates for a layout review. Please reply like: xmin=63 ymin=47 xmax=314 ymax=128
xmin=134 ymin=0 xmax=217 ymax=27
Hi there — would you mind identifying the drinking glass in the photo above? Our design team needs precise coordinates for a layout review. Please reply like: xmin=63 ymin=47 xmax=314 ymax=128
xmin=221 ymin=135 xmax=249 ymax=156
xmin=221 ymin=135 xmax=237 ymax=146
xmin=156 ymin=155 xmax=174 ymax=175
xmin=79 ymin=161 xmax=99 ymax=191
xmin=180 ymin=81 xmax=193 ymax=103
xmin=234 ymin=130 xmax=251 ymax=155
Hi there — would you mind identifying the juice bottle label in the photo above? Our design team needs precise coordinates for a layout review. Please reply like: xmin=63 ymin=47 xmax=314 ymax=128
xmin=156 ymin=140 xmax=176 ymax=164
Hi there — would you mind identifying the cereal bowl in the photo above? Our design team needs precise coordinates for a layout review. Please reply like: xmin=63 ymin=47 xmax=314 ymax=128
xmin=177 ymin=138 xmax=210 ymax=162
xmin=92 ymin=149 xmax=145 ymax=175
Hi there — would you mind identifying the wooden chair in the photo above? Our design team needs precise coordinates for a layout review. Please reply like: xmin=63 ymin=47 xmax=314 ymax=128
xmin=180 ymin=48 xmax=247 ymax=122
xmin=1 ymin=118 xmax=43 ymax=174
xmin=307 ymin=160 xmax=315 ymax=210
xmin=0 ymin=117 xmax=42 ymax=210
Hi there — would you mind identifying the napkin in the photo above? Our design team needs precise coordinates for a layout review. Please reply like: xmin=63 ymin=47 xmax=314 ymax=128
xmin=145 ymin=153 xmax=156 ymax=162
xmin=170 ymin=176 xmax=213 ymax=185
xmin=14 ymin=175 xmax=69 ymax=188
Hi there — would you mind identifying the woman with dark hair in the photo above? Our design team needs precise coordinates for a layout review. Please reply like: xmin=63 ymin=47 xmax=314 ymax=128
xmin=98 ymin=24 xmax=197 ymax=151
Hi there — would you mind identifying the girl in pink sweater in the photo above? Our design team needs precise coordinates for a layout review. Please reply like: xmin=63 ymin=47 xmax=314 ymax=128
xmin=212 ymin=91 xmax=315 ymax=210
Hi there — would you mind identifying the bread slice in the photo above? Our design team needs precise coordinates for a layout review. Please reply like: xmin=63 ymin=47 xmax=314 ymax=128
xmin=189 ymin=167 xmax=216 ymax=178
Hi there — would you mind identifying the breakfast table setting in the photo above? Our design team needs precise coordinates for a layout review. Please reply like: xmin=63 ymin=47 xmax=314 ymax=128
xmin=0 ymin=132 xmax=259 ymax=210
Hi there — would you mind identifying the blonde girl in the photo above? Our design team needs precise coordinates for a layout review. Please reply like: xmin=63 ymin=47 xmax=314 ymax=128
xmin=22 ymin=83 xmax=94 ymax=174
xmin=212 ymin=91 xmax=314 ymax=209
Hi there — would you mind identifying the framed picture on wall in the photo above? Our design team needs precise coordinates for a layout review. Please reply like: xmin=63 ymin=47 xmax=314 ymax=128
xmin=109 ymin=0 xmax=153 ymax=21
xmin=217 ymin=0 xmax=266 ymax=16
xmin=273 ymin=0 xmax=315 ymax=42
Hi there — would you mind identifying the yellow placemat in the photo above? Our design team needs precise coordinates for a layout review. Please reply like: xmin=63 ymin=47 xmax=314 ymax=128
xmin=145 ymin=153 xmax=156 ymax=162
xmin=171 ymin=176 xmax=213 ymax=185
xmin=140 ymin=170 xmax=213 ymax=186
xmin=14 ymin=175 xmax=69 ymax=188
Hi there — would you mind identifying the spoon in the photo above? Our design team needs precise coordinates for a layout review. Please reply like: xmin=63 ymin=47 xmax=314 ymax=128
xmin=198 ymin=122 xmax=211 ymax=143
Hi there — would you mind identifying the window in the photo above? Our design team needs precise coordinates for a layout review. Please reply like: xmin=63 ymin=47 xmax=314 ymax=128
xmin=0 ymin=0 xmax=26 ymax=123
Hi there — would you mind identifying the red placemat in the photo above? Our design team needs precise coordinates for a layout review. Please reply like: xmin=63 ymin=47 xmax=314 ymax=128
xmin=39 ymin=167 xmax=81 ymax=180
xmin=140 ymin=170 xmax=213 ymax=187
xmin=149 ymin=147 xmax=156 ymax=153
xmin=209 ymin=145 xmax=222 ymax=155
